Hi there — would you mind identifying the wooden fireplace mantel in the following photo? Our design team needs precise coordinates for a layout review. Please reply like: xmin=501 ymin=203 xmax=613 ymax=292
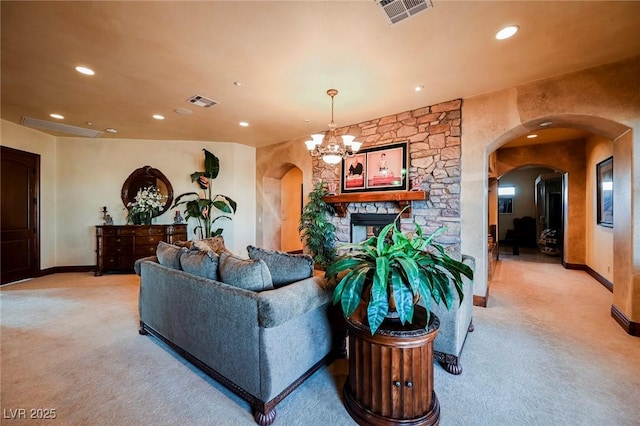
xmin=323 ymin=190 xmax=428 ymax=218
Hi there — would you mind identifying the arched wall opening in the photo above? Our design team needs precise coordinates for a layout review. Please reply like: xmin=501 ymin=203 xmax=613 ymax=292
xmin=463 ymin=107 xmax=635 ymax=333
xmin=261 ymin=163 xmax=303 ymax=252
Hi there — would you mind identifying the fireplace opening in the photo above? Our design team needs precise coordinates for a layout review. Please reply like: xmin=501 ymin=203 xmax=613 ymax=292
xmin=350 ymin=213 xmax=398 ymax=243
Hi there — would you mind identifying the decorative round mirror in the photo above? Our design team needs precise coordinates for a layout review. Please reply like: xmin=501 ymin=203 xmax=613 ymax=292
xmin=121 ymin=166 xmax=174 ymax=217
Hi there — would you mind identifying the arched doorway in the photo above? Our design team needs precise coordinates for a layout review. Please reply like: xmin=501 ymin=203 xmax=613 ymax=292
xmin=492 ymin=165 xmax=564 ymax=265
xmin=261 ymin=163 xmax=304 ymax=252
xmin=471 ymin=113 xmax=634 ymax=334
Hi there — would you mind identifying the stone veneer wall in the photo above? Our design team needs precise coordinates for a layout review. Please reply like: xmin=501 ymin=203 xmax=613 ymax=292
xmin=312 ymin=99 xmax=463 ymax=257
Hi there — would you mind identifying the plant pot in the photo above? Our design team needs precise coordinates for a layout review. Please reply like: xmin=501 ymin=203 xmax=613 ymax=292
xmin=343 ymin=305 xmax=440 ymax=426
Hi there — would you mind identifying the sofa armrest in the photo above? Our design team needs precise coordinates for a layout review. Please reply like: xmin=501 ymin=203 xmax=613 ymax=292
xmin=256 ymin=276 xmax=332 ymax=328
xmin=134 ymin=256 xmax=158 ymax=275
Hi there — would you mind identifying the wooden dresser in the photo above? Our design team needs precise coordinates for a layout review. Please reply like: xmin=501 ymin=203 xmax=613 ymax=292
xmin=95 ymin=224 xmax=187 ymax=276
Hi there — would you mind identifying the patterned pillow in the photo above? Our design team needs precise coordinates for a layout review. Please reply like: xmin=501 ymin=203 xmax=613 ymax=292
xmin=156 ymin=241 xmax=186 ymax=270
xmin=218 ymin=252 xmax=273 ymax=292
xmin=247 ymin=245 xmax=314 ymax=288
xmin=192 ymin=236 xmax=229 ymax=255
xmin=180 ymin=249 xmax=219 ymax=281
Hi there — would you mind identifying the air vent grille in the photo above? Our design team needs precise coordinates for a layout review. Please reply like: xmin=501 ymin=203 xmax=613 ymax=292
xmin=20 ymin=116 xmax=103 ymax=137
xmin=376 ymin=0 xmax=433 ymax=25
xmin=186 ymin=94 xmax=218 ymax=108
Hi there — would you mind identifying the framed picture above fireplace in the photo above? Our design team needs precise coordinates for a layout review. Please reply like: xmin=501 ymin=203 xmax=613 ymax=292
xmin=341 ymin=142 xmax=408 ymax=193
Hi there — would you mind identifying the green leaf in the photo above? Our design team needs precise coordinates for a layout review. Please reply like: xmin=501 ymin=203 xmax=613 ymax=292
xmin=367 ymin=273 xmax=389 ymax=334
xmin=395 ymin=256 xmax=420 ymax=292
xmin=203 ymin=149 xmax=220 ymax=179
xmin=391 ymin=271 xmax=414 ymax=324
xmin=340 ymin=267 xmax=368 ymax=317
xmin=212 ymin=200 xmax=233 ymax=213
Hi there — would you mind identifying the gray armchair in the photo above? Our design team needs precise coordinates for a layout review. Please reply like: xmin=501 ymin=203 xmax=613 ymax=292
xmin=430 ymin=254 xmax=475 ymax=374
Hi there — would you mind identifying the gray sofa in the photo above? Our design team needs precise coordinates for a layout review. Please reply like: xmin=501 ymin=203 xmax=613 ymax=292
xmin=135 ymin=252 xmax=340 ymax=425
xmin=429 ymin=254 xmax=476 ymax=375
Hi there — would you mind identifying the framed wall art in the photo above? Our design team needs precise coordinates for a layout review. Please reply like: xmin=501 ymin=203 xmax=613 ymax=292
xmin=498 ymin=197 xmax=513 ymax=214
xmin=596 ymin=156 xmax=613 ymax=227
xmin=341 ymin=142 xmax=408 ymax=193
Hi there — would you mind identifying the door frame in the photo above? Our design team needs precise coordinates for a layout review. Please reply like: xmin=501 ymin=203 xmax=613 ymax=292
xmin=1 ymin=145 xmax=40 ymax=284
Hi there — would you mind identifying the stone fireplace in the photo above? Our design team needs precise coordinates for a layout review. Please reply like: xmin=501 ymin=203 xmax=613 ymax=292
xmin=312 ymin=99 xmax=463 ymax=258
xmin=350 ymin=213 xmax=397 ymax=243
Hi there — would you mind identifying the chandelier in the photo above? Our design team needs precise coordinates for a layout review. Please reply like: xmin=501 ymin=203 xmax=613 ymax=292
xmin=305 ymin=89 xmax=362 ymax=165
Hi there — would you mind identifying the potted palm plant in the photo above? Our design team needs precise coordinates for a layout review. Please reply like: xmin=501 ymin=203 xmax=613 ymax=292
xmin=173 ymin=149 xmax=237 ymax=238
xmin=298 ymin=181 xmax=337 ymax=269
xmin=325 ymin=212 xmax=472 ymax=425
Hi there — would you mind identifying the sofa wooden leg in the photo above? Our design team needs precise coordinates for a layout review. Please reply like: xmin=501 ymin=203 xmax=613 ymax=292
xmin=439 ymin=360 xmax=463 ymax=375
xmin=468 ymin=319 xmax=475 ymax=333
xmin=254 ymin=408 xmax=276 ymax=426
xmin=138 ymin=322 xmax=148 ymax=335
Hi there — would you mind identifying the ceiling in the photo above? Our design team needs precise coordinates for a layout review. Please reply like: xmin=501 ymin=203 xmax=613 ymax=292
xmin=2 ymin=1 xmax=640 ymax=148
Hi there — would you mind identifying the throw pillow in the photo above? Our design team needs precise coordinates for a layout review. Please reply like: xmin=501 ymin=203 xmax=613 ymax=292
xmin=180 ymin=249 xmax=220 ymax=281
xmin=247 ymin=245 xmax=314 ymax=288
xmin=174 ymin=240 xmax=193 ymax=249
xmin=218 ymin=252 xmax=274 ymax=292
xmin=156 ymin=241 xmax=186 ymax=270
xmin=192 ymin=236 xmax=229 ymax=255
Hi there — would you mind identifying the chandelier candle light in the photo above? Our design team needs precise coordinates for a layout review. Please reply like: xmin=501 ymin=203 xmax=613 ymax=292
xmin=305 ymin=89 xmax=362 ymax=165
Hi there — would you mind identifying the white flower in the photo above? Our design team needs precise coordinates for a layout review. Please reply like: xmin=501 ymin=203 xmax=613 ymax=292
xmin=128 ymin=186 xmax=165 ymax=215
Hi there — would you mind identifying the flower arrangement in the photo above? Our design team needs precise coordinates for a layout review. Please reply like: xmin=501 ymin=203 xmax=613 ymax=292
xmin=127 ymin=186 xmax=164 ymax=225
xmin=173 ymin=149 xmax=236 ymax=238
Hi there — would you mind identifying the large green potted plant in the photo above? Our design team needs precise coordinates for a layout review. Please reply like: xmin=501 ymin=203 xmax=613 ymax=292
xmin=298 ymin=181 xmax=337 ymax=268
xmin=326 ymin=216 xmax=473 ymax=334
xmin=325 ymin=213 xmax=473 ymax=425
xmin=173 ymin=149 xmax=237 ymax=239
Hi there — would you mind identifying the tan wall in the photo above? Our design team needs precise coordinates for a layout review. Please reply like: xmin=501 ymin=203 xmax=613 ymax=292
xmin=585 ymin=135 xmax=614 ymax=283
xmin=280 ymin=167 xmax=303 ymax=252
xmin=496 ymin=141 xmax=587 ymax=264
xmin=462 ymin=55 xmax=639 ymax=323
xmin=1 ymin=121 xmax=257 ymax=265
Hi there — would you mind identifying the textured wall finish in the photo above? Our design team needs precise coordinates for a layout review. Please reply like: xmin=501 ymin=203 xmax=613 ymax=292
xmin=463 ymin=56 xmax=639 ymax=326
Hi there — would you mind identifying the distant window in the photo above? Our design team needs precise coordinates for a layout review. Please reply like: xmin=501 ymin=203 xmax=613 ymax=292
xmin=498 ymin=186 xmax=516 ymax=196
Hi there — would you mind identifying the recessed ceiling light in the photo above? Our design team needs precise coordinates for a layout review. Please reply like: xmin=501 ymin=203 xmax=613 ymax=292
xmin=233 ymin=81 xmax=242 ymax=86
xmin=75 ymin=66 xmax=95 ymax=75
xmin=540 ymin=121 xmax=553 ymax=127
xmin=86 ymin=121 xmax=93 ymax=126
xmin=239 ymin=122 xmax=249 ymax=127
xmin=527 ymin=134 xmax=538 ymax=139
xmin=496 ymin=25 xmax=519 ymax=40
xmin=105 ymin=128 xmax=117 ymax=133
xmin=414 ymin=85 xmax=424 ymax=92
xmin=174 ymin=108 xmax=193 ymax=115
xmin=152 ymin=114 xmax=165 ymax=120
xmin=50 ymin=113 xmax=64 ymax=119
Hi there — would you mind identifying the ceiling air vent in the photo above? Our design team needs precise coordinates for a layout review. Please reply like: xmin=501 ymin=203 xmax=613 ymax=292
xmin=186 ymin=94 xmax=218 ymax=108
xmin=21 ymin=116 xmax=103 ymax=137
xmin=375 ymin=0 xmax=433 ymax=25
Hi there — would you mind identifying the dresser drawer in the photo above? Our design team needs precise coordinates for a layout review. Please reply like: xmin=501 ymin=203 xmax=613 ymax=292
xmin=103 ymin=235 xmax=134 ymax=246
xmin=136 ymin=234 xmax=164 ymax=245
xmin=135 ymin=245 xmax=159 ymax=257
xmin=135 ymin=227 xmax=165 ymax=236
xmin=103 ymin=244 xmax=134 ymax=256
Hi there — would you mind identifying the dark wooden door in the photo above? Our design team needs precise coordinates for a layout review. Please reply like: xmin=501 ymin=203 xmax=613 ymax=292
xmin=1 ymin=146 xmax=40 ymax=284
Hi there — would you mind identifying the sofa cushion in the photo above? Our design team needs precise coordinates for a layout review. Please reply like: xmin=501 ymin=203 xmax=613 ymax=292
xmin=219 ymin=252 xmax=273 ymax=292
xmin=180 ymin=249 xmax=219 ymax=281
xmin=156 ymin=241 xmax=186 ymax=270
xmin=192 ymin=236 xmax=230 ymax=255
xmin=247 ymin=245 xmax=314 ymax=288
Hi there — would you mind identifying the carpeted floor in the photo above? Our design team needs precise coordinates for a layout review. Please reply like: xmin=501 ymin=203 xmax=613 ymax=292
xmin=2 ymin=258 xmax=639 ymax=426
